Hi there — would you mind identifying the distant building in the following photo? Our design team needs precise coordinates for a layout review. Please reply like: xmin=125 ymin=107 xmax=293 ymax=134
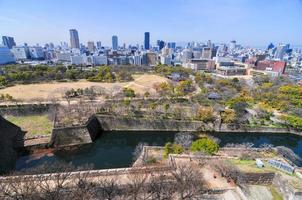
xmin=11 ymin=46 xmax=30 ymax=60
xmin=255 ymin=60 xmax=286 ymax=75
xmin=274 ymin=44 xmax=287 ymax=60
xmin=160 ymin=55 xmax=172 ymax=65
xmin=132 ymin=55 xmax=142 ymax=66
xmin=69 ymin=29 xmax=80 ymax=49
xmin=146 ymin=52 xmax=157 ymax=65
xmin=181 ymin=49 xmax=193 ymax=63
xmin=185 ymin=59 xmax=215 ymax=72
xmin=144 ymin=32 xmax=150 ymax=50
xmin=29 ymin=46 xmax=44 ymax=60
xmin=216 ymin=61 xmax=247 ymax=76
xmin=93 ymin=55 xmax=107 ymax=65
xmin=56 ymin=52 xmax=72 ymax=62
xmin=167 ymin=42 xmax=176 ymax=49
xmin=96 ymin=41 xmax=102 ymax=49
xmin=193 ymin=51 xmax=202 ymax=59
xmin=71 ymin=55 xmax=84 ymax=65
xmin=157 ymin=40 xmax=165 ymax=50
xmin=0 ymin=45 xmax=15 ymax=64
xmin=2 ymin=36 xmax=16 ymax=49
xmin=202 ymin=47 xmax=212 ymax=59
xmin=87 ymin=41 xmax=95 ymax=52
xmin=112 ymin=35 xmax=118 ymax=50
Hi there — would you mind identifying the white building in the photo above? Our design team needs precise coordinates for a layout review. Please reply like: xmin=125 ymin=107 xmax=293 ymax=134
xmin=71 ymin=55 xmax=84 ymax=65
xmin=132 ymin=55 xmax=142 ymax=66
xmin=29 ymin=46 xmax=44 ymax=60
xmin=11 ymin=46 xmax=30 ymax=60
xmin=93 ymin=55 xmax=107 ymax=65
xmin=160 ymin=55 xmax=172 ymax=65
xmin=0 ymin=45 xmax=15 ymax=64
xmin=181 ymin=49 xmax=193 ymax=63
xmin=56 ymin=52 xmax=72 ymax=62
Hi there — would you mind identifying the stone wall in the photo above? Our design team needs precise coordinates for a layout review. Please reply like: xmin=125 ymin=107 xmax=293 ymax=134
xmin=0 ymin=103 xmax=53 ymax=116
xmin=0 ymin=115 xmax=25 ymax=174
xmin=51 ymin=117 xmax=103 ymax=147
xmin=272 ymin=174 xmax=302 ymax=200
xmin=243 ymin=173 xmax=275 ymax=185
xmin=95 ymin=114 xmax=205 ymax=131
xmin=218 ymin=126 xmax=302 ymax=136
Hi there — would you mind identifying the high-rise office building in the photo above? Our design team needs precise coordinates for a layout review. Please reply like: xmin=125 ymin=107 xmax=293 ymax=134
xmin=112 ymin=35 xmax=118 ymax=50
xmin=96 ymin=41 xmax=102 ymax=49
xmin=2 ymin=36 xmax=16 ymax=49
xmin=167 ymin=42 xmax=176 ymax=49
xmin=87 ymin=41 xmax=95 ymax=52
xmin=69 ymin=29 xmax=80 ymax=49
xmin=157 ymin=40 xmax=165 ymax=50
xmin=274 ymin=44 xmax=287 ymax=60
xmin=144 ymin=32 xmax=150 ymax=50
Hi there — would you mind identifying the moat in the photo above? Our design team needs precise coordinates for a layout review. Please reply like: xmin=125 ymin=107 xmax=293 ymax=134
xmin=16 ymin=131 xmax=302 ymax=170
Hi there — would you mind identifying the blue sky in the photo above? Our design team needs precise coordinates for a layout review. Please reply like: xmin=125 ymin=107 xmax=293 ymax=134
xmin=0 ymin=0 xmax=301 ymax=47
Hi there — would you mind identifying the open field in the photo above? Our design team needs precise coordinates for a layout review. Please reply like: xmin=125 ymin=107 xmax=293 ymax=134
xmin=0 ymin=74 xmax=169 ymax=101
xmin=5 ymin=115 xmax=53 ymax=137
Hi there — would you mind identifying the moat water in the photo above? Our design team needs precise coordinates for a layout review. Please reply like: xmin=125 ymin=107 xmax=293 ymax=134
xmin=16 ymin=131 xmax=302 ymax=170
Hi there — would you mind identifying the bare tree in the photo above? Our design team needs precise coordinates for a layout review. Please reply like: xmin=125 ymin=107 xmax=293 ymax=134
xmin=171 ymin=165 xmax=206 ymax=200
xmin=97 ymin=176 xmax=120 ymax=200
xmin=124 ymin=170 xmax=148 ymax=200
xmin=147 ymin=172 xmax=176 ymax=200
xmin=174 ymin=132 xmax=194 ymax=149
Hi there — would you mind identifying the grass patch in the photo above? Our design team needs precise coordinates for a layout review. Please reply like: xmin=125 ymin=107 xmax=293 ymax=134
xmin=269 ymin=186 xmax=283 ymax=200
xmin=5 ymin=115 xmax=53 ymax=137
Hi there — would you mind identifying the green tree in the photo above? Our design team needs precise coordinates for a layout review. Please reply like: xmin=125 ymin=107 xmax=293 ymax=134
xmin=190 ymin=138 xmax=219 ymax=155
xmin=0 ymin=76 xmax=7 ymax=86
xmin=123 ymin=88 xmax=136 ymax=98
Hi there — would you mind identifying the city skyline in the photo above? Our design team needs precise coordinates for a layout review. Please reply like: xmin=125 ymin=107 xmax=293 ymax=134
xmin=0 ymin=0 xmax=302 ymax=47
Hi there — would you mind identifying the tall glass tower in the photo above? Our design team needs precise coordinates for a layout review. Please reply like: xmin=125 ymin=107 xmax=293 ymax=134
xmin=144 ymin=32 xmax=150 ymax=50
xmin=69 ymin=29 xmax=80 ymax=49
xmin=112 ymin=35 xmax=118 ymax=50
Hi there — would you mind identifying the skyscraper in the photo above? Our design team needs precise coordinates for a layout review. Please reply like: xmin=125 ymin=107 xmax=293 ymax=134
xmin=144 ymin=32 xmax=150 ymax=50
xmin=2 ymin=36 xmax=16 ymax=49
xmin=112 ymin=35 xmax=118 ymax=50
xmin=87 ymin=41 xmax=95 ymax=52
xmin=69 ymin=29 xmax=80 ymax=49
xmin=157 ymin=40 xmax=165 ymax=50
xmin=167 ymin=42 xmax=176 ymax=49
xmin=96 ymin=41 xmax=102 ymax=49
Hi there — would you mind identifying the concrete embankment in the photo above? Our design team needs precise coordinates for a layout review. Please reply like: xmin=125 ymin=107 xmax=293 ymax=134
xmin=50 ymin=114 xmax=302 ymax=147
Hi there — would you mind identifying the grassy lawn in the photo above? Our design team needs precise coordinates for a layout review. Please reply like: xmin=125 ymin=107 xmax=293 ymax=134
xmin=269 ymin=186 xmax=283 ymax=200
xmin=230 ymin=159 xmax=282 ymax=174
xmin=5 ymin=115 xmax=53 ymax=137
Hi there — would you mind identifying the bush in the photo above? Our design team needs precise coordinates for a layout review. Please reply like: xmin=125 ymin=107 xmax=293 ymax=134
xmin=123 ymin=87 xmax=136 ymax=98
xmin=221 ymin=109 xmax=236 ymax=124
xmin=145 ymin=157 xmax=157 ymax=165
xmin=163 ymin=142 xmax=184 ymax=158
xmin=190 ymin=138 xmax=219 ymax=155
xmin=280 ymin=115 xmax=302 ymax=130
xmin=196 ymin=106 xmax=215 ymax=122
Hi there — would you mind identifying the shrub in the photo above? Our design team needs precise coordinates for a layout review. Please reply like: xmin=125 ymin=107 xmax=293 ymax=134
xmin=196 ymin=106 xmax=215 ymax=122
xmin=163 ymin=142 xmax=184 ymax=158
xmin=145 ymin=157 xmax=157 ymax=165
xmin=190 ymin=138 xmax=219 ymax=155
xmin=123 ymin=87 xmax=136 ymax=98
xmin=221 ymin=109 xmax=236 ymax=124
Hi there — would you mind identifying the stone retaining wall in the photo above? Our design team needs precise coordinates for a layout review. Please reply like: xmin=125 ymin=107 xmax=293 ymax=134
xmin=243 ymin=173 xmax=275 ymax=185
xmin=95 ymin=114 xmax=205 ymax=131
